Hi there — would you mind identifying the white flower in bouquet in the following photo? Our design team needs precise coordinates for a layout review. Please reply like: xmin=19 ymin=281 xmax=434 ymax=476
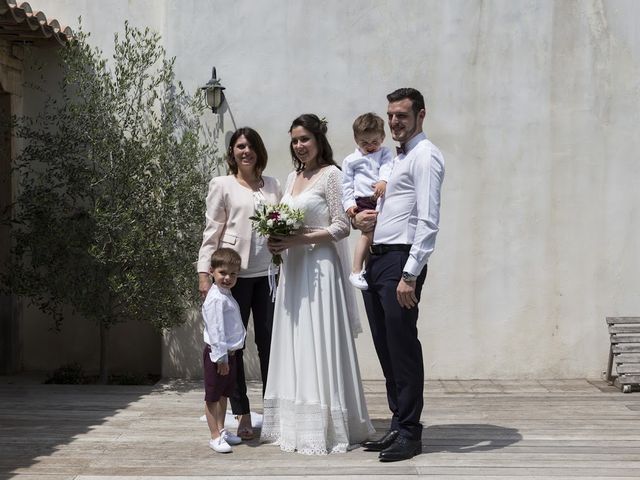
xmin=250 ymin=203 xmax=305 ymax=266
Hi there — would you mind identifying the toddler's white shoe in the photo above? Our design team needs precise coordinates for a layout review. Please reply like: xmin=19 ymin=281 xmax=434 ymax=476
xmin=221 ymin=428 xmax=242 ymax=445
xmin=209 ymin=436 xmax=232 ymax=453
xmin=349 ymin=271 xmax=368 ymax=290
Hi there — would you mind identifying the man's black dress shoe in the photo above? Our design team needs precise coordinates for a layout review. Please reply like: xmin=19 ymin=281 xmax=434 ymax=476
xmin=378 ymin=436 xmax=422 ymax=462
xmin=361 ymin=430 xmax=399 ymax=451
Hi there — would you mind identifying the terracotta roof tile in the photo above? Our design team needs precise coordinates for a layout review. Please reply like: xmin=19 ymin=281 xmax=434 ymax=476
xmin=0 ymin=0 xmax=72 ymax=46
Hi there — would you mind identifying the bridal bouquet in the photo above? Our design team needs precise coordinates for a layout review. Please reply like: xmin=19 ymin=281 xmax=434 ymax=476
xmin=250 ymin=203 xmax=304 ymax=266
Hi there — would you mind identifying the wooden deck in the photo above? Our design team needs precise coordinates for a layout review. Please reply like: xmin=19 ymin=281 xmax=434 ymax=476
xmin=1 ymin=377 xmax=639 ymax=479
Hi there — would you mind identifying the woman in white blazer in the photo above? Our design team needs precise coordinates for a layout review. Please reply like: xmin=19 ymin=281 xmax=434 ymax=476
xmin=197 ymin=127 xmax=282 ymax=440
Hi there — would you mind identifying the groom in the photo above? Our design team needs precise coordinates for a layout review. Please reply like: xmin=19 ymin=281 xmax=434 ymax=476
xmin=355 ymin=88 xmax=445 ymax=462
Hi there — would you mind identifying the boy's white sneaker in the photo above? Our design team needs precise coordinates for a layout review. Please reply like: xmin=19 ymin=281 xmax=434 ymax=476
xmin=221 ymin=429 xmax=242 ymax=445
xmin=349 ymin=271 xmax=368 ymax=290
xmin=209 ymin=436 xmax=232 ymax=453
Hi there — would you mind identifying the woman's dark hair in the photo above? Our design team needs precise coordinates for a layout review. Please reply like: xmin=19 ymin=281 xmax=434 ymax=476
xmin=226 ymin=127 xmax=268 ymax=177
xmin=288 ymin=114 xmax=338 ymax=172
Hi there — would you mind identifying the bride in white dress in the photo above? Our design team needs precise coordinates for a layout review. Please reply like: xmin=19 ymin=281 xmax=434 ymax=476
xmin=260 ymin=114 xmax=374 ymax=455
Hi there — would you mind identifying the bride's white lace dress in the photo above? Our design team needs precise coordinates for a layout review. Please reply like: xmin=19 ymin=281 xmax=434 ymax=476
xmin=260 ymin=165 xmax=374 ymax=455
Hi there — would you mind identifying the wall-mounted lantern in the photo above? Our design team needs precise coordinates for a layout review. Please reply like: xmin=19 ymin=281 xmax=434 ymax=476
xmin=201 ymin=67 xmax=226 ymax=113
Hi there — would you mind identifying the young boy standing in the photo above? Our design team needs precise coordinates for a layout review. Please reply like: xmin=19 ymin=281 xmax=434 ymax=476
xmin=342 ymin=112 xmax=393 ymax=290
xmin=202 ymin=248 xmax=247 ymax=453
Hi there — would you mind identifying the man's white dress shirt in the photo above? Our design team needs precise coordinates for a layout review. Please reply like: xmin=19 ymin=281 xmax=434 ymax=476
xmin=373 ymin=132 xmax=445 ymax=276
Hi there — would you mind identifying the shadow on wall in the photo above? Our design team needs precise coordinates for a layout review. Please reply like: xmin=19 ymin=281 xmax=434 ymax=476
xmin=163 ymin=307 xmax=261 ymax=380
xmin=20 ymin=303 xmax=162 ymax=377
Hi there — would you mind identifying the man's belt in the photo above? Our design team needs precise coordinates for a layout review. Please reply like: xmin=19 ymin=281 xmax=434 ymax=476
xmin=369 ymin=244 xmax=412 ymax=255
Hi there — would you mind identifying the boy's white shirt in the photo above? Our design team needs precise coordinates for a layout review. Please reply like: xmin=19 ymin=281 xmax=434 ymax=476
xmin=202 ymin=283 xmax=246 ymax=363
xmin=341 ymin=146 xmax=393 ymax=211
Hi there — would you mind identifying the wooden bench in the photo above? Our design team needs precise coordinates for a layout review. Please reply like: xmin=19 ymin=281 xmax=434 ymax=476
xmin=606 ymin=317 xmax=640 ymax=393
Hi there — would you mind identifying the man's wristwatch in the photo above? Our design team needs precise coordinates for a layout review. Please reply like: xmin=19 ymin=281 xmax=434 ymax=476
xmin=402 ymin=271 xmax=417 ymax=283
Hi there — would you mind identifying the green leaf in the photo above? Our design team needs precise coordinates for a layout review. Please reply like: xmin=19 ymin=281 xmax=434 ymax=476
xmin=2 ymin=21 xmax=222 ymax=361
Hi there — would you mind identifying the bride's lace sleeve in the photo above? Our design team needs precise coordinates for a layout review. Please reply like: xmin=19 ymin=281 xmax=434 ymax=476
xmin=325 ymin=167 xmax=350 ymax=241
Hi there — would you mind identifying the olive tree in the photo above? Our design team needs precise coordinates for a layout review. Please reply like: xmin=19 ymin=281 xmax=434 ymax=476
xmin=3 ymin=23 xmax=217 ymax=382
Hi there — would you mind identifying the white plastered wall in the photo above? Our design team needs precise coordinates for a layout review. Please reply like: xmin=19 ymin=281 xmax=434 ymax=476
xmin=30 ymin=0 xmax=640 ymax=379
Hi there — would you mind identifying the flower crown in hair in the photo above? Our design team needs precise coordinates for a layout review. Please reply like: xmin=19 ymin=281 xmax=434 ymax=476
xmin=319 ymin=116 xmax=328 ymax=127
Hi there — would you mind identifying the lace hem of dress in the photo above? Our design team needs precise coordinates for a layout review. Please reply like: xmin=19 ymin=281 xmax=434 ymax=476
xmin=260 ymin=398 xmax=354 ymax=455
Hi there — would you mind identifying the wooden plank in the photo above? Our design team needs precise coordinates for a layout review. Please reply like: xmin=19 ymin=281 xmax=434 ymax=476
xmin=612 ymin=343 xmax=640 ymax=353
xmin=609 ymin=324 xmax=640 ymax=334
xmin=2 ymin=379 xmax=640 ymax=479
xmin=615 ymin=363 xmax=640 ymax=374
xmin=607 ymin=316 xmax=640 ymax=324
xmin=619 ymin=374 xmax=640 ymax=384
xmin=418 ymin=466 xmax=640 ymax=477
xmin=614 ymin=353 xmax=640 ymax=363
xmin=610 ymin=335 xmax=640 ymax=343
xmin=606 ymin=344 xmax=614 ymax=381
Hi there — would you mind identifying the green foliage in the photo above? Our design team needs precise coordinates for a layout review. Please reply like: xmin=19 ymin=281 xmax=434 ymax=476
xmin=45 ymin=362 xmax=88 ymax=384
xmin=2 ymin=22 xmax=217 ymax=339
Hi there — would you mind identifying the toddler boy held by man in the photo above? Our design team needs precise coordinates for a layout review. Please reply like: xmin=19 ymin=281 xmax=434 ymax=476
xmin=201 ymin=248 xmax=247 ymax=453
xmin=342 ymin=112 xmax=393 ymax=290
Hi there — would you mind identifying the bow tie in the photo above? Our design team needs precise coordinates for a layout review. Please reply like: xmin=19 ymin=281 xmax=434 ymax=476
xmin=396 ymin=145 xmax=406 ymax=156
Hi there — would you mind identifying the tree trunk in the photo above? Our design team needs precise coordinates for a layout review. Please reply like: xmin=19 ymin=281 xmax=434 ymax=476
xmin=99 ymin=322 xmax=109 ymax=384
